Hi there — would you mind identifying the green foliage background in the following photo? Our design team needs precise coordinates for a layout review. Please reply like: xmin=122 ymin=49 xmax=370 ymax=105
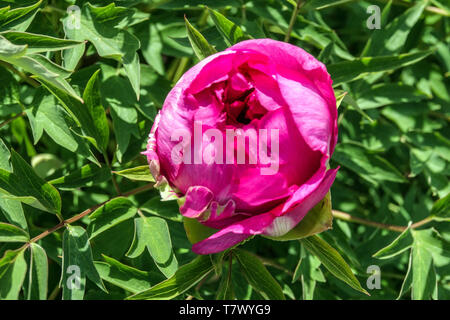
xmin=0 ymin=0 xmax=449 ymax=300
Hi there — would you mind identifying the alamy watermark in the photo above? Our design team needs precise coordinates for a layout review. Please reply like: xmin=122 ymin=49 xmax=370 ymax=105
xmin=65 ymin=5 xmax=81 ymax=30
xmin=170 ymin=121 xmax=280 ymax=175
xmin=366 ymin=265 xmax=381 ymax=290
xmin=366 ymin=5 xmax=381 ymax=30
xmin=66 ymin=265 xmax=81 ymax=290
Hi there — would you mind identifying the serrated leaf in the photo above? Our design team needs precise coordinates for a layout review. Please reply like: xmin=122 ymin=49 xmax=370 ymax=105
xmin=87 ymin=197 xmax=137 ymax=239
xmin=126 ymin=255 xmax=213 ymax=300
xmin=328 ymin=50 xmax=433 ymax=85
xmin=184 ymin=16 xmax=217 ymax=60
xmin=127 ymin=217 xmax=178 ymax=278
xmin=208 ymin=8 xmax=252 ymax=46
xmin=234 ymin=249 xmax=285 ymax=300
xmin=300 ymin=235 xmax=368 ymax=295
xmin=95 ymin=254 xmax=152 ymax=294
xmin=26 ymin=243 xmax=48 ymax=300
xmin=113 ymin=165 xmax=154 ymax=182
xmin=0 ymin=248 xmax=28 ymax=299
xmin=0 ymin=150 xmax=61 ymax=216
xmin=61 ymin=225 xmax=107 ymax=300
xmin=0 ymin=222 xmax=29 ymax=242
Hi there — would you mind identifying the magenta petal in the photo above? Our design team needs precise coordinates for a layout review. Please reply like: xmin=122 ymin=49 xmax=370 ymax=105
xmin=180 ymin=186 xmax=214 ymax=218
xmin=228 ymin=39 xmax=337 ymax=155
xmin=192 ymin=212 xmax=276 ymax=254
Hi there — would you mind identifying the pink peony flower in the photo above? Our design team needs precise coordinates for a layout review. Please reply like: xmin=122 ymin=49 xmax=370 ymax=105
xmin=145 ymin=39 xmax=339 ymax=254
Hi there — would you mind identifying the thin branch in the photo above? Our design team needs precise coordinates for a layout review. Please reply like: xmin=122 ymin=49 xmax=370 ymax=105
xmin=284 ymin=0 xmax=302 ymax=43
xmin=0 ymin=112 xmax=26 ymax=129
xmin=21 ymin=183 xmax=153 ymax=248
xmin=332 ymin=210 xmax=433 ymax=232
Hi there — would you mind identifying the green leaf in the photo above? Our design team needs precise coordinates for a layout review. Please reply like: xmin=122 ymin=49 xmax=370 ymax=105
xmin=49 ymin=164 xmax=111 ymax=189
xmin=362 ymin=1 xmax=427 ymax=57
xmin=0 ymin=139 xmax=27 ymax=231
xmin=264 ymin=192 xmax=332 ymax=241
xmin=430 ymin=192 xmax=450 ymax=221
xmin=183 ymin=217 xmax=217 ymax=244
xmin=140 ymin=23 xmax=164 ymax=75
xmin=373 ymin=225 xmax=413 ymax=259
xmin=216 ymin=260 xmax=234 ymax=300
xmin=113 ymin=165 xmax=154 ymax=182
xmin=87 ymin=197 xmax=137 ymax=240
xmin=0 ymin=150 xmax=62 ymax=216
xmin=293 ymin=246 xmax=325 ymax=300
xmin=140 ymin=197 xmax=180 ymax=222
xmin=184 ymin=16 xmax=217 ymax=60
xmin=333 ymin=143 xmax=407 ymax=185
xmin=82 ymin=69 xmax=110 ymax=152
xmin=0 ymin=0 xmax=42 ymax=32
xmin=341 ymin=92 xmax=374 ymax=122
xmin=0 ymin=36 xmax=82 ymax=102
xmin=234 ymin=249 xmax=285 ymax=300
xmin=95 ymin=254 xmax=152 ymax=294
xmin=0 ymin=222 xmax=29 ymax=242
xmin=61 ymin=225 xmax=107 ymax=300
xmin=38 ymin=71 xmax=109 ymax=153
xmin=328 ymin=50 xmax=433 ymax=85
xmin=127 ymin=217 xmax=178 ymax=278
xmin=356 ymin=83 xmax=428 ymax=109
xmin=26 ymin=89 xmax=100 ymax=165
xmin=0 ymin=249 xmax=28 ymax=299
xmin=412 ymin=229 xmax=450 ymax=260
xmin=398 ymin=251 xmax=413 ymax=299
xmin=101 ymin=75 xmax=139 ymax=162
xmin=411 ymin=237 xmax=437 ymax=300
xmin=26 ymin=243 xmax=48 ymax=300
xmin=126 ymin=255 xmax=213 ymax=300
xmin=300 ymin=235 xmax=368 ymax=295
xmin=208 ymin=8 xmax=252 ymax=46
xmin=1 ymin=31 xmax=84 ymax=54
xmin=62 ymin=3 xmax=141 ymax=99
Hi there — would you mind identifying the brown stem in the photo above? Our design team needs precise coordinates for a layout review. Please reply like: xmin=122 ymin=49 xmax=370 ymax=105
xmin=332 ymin=210 xmax=433 ymax=232
xmin=284 ymin=0 xmax=302 ymax=43
xmin=0 ymin=112 xmax=26 ymax=129
xmin=22 ymin=183 xmax=153 ymax=248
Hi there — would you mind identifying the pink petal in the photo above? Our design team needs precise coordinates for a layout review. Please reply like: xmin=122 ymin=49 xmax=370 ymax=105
xmin=180 ymin=186 xmax=214 ymax=218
